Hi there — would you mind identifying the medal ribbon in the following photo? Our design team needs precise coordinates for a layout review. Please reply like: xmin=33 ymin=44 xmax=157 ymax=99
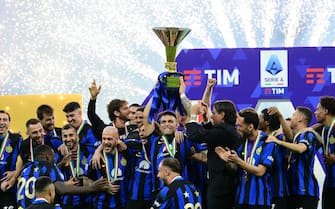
xmin=77 ymin=122 xmax=85 ymax=136
xmin=162 ymin=135 xmax=176 ymax=158
xmin=68 ymin=143 xmax=81 ymax=178
xmin=322 ymin=118 xmax=335 ymax=155
xmin=244 ymin=131 xmax=261 ymax=165
xmin=30 ymin=138 xmax=34 ymax=162
xmin=0 ymin=131 xmax=9 ymax=160
xmin=103 ymin=149 xmax=119 ymax=181
xmin=30 ymin=137 xmax=44 ymax=162
xmin=148 ymin=72 xmax=184 ymax=123
xmin=142 ymin=143 xmax=150 ymax=163
xmin=125 ymin=123 xmax=129 ymax=137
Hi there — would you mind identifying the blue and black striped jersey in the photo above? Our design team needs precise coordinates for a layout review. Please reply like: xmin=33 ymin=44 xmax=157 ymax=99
xmin=151 ymin=177 xmax=202 ymax=209
xmin=87 ymin=151 xmax=128 ymax=209
xmin=61 ymin=146 xmax=92 ymax=206
xmin=323 ymin=125 xmax=335 ymax=188
xmin=0 ymin=132 xmax=22 ymax=178
xmin=288 ymin=131 xmax=319 ymax=198
xmin=17 ymin=161 xmax=64 ymax=209
xmin=19 ymin=136 xmax=62 ymax=165
xmin=150 ymin=135 xmax=192 ymax=192
xmin=236 ymin=132 xmax=275 ymax=207
xmin=78 ymin=122 xmax=99 ymax=154
xmin=0 ymin=132 xmax=22 ymax=194
xmin=185 ymin=142 xmax=208 ymax=196
xmin=127 ymin=140 xmax=153 ymax=201
xmin=270 ymin=133 xmax=289 ymax=198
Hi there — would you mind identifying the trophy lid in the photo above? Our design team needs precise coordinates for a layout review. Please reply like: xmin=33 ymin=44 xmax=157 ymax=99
xmin=152 ymin=27 xmax=191 ymax=47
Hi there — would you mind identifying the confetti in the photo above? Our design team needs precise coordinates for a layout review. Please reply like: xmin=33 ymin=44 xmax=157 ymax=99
xmin=0 ymin=0 xmax=334 ymax=120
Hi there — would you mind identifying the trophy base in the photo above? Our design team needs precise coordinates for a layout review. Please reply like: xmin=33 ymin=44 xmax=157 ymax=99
xmin=166 ymin=76 xmax=180 ymax=88
xmin=160 ymin=72 xmax=183 ymax=89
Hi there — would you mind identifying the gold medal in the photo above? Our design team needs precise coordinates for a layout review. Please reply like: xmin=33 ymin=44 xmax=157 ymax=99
xmin=322 ymin=118 xmax=335 ymax=154
xmin=243 ymin=171 xmax=248 ymax=181
xmin=81 ymin=157 xmax=87 ymax=165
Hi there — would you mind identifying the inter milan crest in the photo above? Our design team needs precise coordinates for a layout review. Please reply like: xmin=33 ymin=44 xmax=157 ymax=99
xmin=139 ymin=160 xmax=150 ymax=170
xmin=111 ymin=168 xmax=123 ymax=178
xmin=121 ymin=157 xmax=127 ymax=166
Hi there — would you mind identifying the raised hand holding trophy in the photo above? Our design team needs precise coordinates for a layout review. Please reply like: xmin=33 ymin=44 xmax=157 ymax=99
xmin=149 ymin=27 xmax=191 ymax=122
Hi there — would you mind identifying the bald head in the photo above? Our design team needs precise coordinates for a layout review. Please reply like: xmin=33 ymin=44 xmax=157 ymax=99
xmin=103 ymin=126 xmax=118 ymax=135
xmin=102 ymin=126 xmax=119 ymax=153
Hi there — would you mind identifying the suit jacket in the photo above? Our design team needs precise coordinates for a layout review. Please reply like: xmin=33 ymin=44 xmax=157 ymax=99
xmin=186 ymin=122 xmax=241 ymax=195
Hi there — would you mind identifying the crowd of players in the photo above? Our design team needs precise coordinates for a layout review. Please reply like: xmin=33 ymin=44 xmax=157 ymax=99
xmin=0 ymin=77 xmax=335 ymax=209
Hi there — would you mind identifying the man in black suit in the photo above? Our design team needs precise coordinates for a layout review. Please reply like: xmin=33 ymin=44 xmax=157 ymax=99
xmin=184 ymin=78 xmax=241 ymax=209
xmin=26 ymin=176 xmax=56 ymax=209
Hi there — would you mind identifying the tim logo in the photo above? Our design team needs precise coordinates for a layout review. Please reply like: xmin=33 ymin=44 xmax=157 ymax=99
xmin=183 ymin=69 xmax=239 ymax=87
xmin=264 ymin=88 xmax=285 ymax=95
xmin=306 ymin=68 xmax=325 ymax=84
xmin=183 ymin=70 xmax=202 ymax=86
xmin=328 ymin=67 xmax=335 ymax=83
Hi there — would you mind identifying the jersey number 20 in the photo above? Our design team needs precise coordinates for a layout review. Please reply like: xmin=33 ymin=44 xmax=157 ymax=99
xmin=17 ymin=177 xmax=37 ymax=201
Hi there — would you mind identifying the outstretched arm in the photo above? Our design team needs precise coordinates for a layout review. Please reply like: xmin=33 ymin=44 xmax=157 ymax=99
xmin=202 ymin=78 xmax=216 ymax=108
xmin=267 ymin=107 xmax=293 ymax=141
xmin=54 ymin=178 xmax=107 ymax=195
xmin=179 ymin=77 xmax=192 ymax=119
xmin=89 ymin=79 xmax=102 ymax=101
xmin=266 ymin=135 xmax=307 ymax=153
xmin=143 ymin=98 xmax=156 ymax=137
xmin=87 ymin=79 xmax=105 ymax=140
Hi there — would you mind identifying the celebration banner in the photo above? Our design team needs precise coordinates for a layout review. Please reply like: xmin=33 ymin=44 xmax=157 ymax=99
xmin=176 ymin=47 xmax=335 ymax=116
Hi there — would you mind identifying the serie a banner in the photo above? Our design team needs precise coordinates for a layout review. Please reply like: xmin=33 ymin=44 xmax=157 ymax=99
xmin=176 ymin=47 xmax=335 ymax=114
